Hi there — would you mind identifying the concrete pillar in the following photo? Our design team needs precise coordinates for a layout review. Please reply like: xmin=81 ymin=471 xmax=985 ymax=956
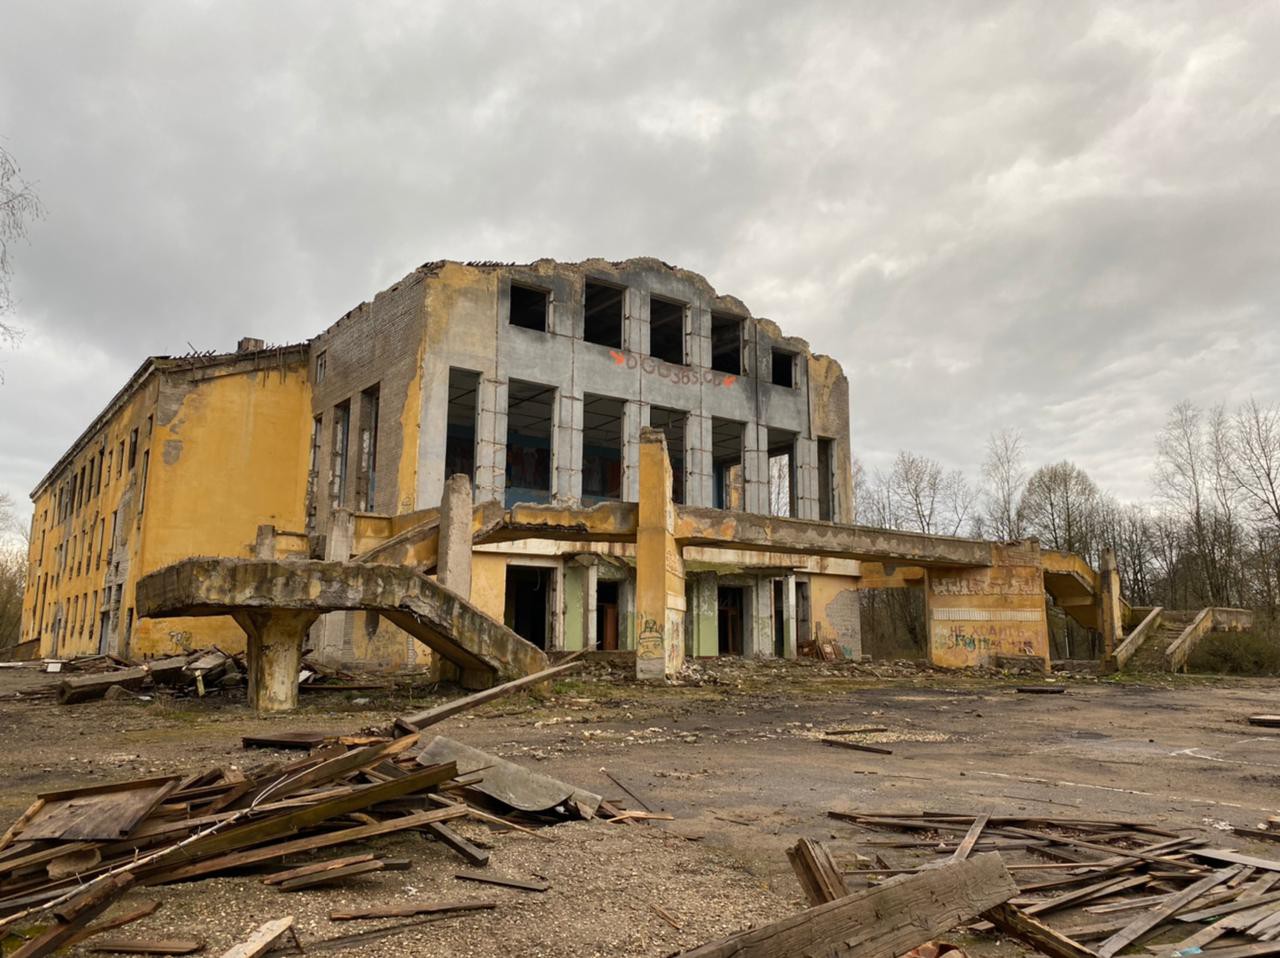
xmin=782 ymin=574 xmax=797 ymax=659
xmin=1098 ymin=547 xmax=1124 ymax=655
xmin=686 ymin=412 xmax=714 ymax=507
xmin=749 ymin=577 xmax=773 ymax=656
xmin=688 ymin=304 xmax=711 ymax=369
xmin=562 ymin=562 xmax=587 ymax=652
xmin=557 ymin=389 xmax=582 ymax=503
xmin=583 ymin=560 xmax=599 ymax=650
xmin=253 ymin=525 xmax=278 ymax=560
xmin=794 ymin=438 xmax=819 ymax=521
xmin=234 ymin=610 xmax=319 ymax=712
xmin=744 ymin=422 xmax=769 ymax=514
xmin=623 ymin=400 xmax=643 ymax=502
xmin=437 ymin=474 xmax=473 ymax=599
xmin=634 ymin=427 xmax=686 ymax=682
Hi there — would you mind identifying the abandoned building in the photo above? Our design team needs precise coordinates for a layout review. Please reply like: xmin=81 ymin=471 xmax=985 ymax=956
xmin=18 ymin=257 xmax=1136 ymax=707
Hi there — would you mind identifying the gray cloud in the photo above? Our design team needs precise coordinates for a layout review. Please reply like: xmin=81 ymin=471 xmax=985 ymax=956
xmin=2 ymin=0 xmax=1277 ymax=526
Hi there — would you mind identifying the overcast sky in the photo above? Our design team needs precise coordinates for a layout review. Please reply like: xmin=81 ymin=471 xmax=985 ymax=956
xmin=2 ymin=1 xmax=1277 ymax=532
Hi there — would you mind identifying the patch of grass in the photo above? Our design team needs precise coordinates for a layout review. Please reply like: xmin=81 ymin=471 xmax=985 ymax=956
xmin=1186 ymin=631 xmax=1280 ymax=676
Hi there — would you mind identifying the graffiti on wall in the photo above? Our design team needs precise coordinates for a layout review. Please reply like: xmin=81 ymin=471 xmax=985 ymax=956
xmin=609 ymin=350 xmax=737 ymax=388
xmin=933 ymin=623 xmax=1036 ymax=657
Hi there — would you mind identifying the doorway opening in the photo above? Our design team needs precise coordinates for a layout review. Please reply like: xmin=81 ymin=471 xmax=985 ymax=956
xmin=712 ymin=418 xmax=745 ymax=510
xmin=504 ymin=565 xmax=554 ymax=649
xmin=772 ymin=579 xmax=786 ymax=656
xmin=596 ymin=579 xmax=620 ymax=651
xmin=717 ymin=585 xmax=745 ymax=655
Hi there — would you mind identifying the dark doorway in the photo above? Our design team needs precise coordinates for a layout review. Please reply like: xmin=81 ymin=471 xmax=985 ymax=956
xmin=796 ymin=581 xmax=812 ymax=650
xmin=817 ymin=438 xmax=835 ymax=522
xmin=649 ymin=406 xmax=686 ymax=504
xmin=582 ymin=394 xmax=625 ymax=501
xmin=584 ymin=281 xmax=624 ymax=348
xmin=504 ymin=565 xmax=554 ymax=649
xmin=712 ymin=418 xmax=745 ymax=510
xmin=506 ymin=380 xmax=555 ymax=505
xmin=596 ymin=579 xmax=620 ymax=651
xmin=772 ymin=579 xmax=786 ymax=656
xmin=717 ymin=585 xmax=745 ymax=656
xmin=649 ymin=296 xmax=685 ymax=364
xmin=446 ymin=368 xmax=480 ymax=483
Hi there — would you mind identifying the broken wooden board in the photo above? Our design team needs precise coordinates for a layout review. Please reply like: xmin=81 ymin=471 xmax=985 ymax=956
xmin=1016 ymin=686 xmax=1066 ymax=695
xmin=455 ymin=871 xmax=549 ymax=892
xmin=329 ymin=899 xmax=498 ymax=921
xmin=216 ymin=916 xmax=295 ymax=958
xmin=787 ymin=838 xmax=849 ymax=906
xmin=22 ymin=776 xmax=181 ymax=842
xmin=90 ymin=938 xmax=205 ymax=955
xmin=981 ymin=903 xmax=1097 ymax=958
xmin=422 ymin=820 xmax=490 ymax=867
xmin=416 ymin=735 xmax=601 ymax=816
xmin=677 ymin=853 xmax=1018 ymax=958
xmin=241 ymin=731 xmax=334 ymax=750
xmin=10 ymin=874 xmax=135 ymax=958
xmin=821 ymin=737 xmax=893 ymax=755
xmin=394 ymin=659 xmax=583 ymax=733
xmin=57 ymin=668 xmax=150 ymax=705
xmin=1248 ymin=716 xmax=1280 ymax=728
xmin=277 ymin=859 xmax=386 ymax=891
xmin=262 ymin=853 xmax=376 ymax=886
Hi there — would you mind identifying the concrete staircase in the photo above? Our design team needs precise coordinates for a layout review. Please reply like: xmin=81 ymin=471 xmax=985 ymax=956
xmin=1122 ymin=610 xmax=1198 ymax=672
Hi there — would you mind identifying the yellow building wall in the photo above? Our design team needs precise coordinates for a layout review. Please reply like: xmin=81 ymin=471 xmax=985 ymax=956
xmin=131 ymin=365 xmax=312 ymax=656
xmin=470 ymin=553 xmax=509 ymax=621
xmin=808 ymin=573 xmax=861 ymax=657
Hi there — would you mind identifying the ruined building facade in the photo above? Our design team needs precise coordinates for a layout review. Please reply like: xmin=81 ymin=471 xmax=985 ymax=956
xmin=21 ymin=259 xmax=864 ymax=667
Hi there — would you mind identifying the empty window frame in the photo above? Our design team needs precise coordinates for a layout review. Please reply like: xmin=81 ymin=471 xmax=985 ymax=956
xmin=582 ymin=393 xmax=625 ymax=502
xmin=356 ymin=385 xmax=380 ymax=511
xmin=649 ymin=406 xmax=687 ymax=504
xmin=117 ymin=440 xmax=125 ymax=477
xmin=817 ymin=437 xmax=835 ymax=522
xmin=649 ymin=296 xmax=685 ymax=365
xmin=137 ymin=450 xmax=150 ymax=516
xmin=505 ymin=380 xmax=555 ymax=505
xmin=767 ymin=428 xmax=797 ymax=518
xmin=330 ymin=400 xmax=351 ymax=509
xmin=711 ymin=418 xmax=745 ymax=511
xmin=710 ymin=312 xmax=743 ymax=375
xmin=314 ymin=350 xmax=327 ymax=383
xmin=446 ymin=368 xmax=481 ymax=483
xmin=771 ymin=348 xmax=796 ymax=387
xmin=509 ymin=283 xmax=549 ymax=332
xmin=128 ymin=429 xmax=139 ymax=470
xmin=583 ymin=281 xmax=624 ymax=348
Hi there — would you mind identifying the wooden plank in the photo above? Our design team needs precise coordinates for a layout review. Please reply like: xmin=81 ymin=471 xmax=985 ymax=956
xmin=144 ymin=806 xmax=466 ymax=884
xmin=91 ymin=939 xmax=205 ymax=955
xmin=821 ymin=738 xmax=893 ymax=755
xmin=241 ymin=730 xmax=333 ymax=749
xmin=329 ymin=899 xmax=497 ymax=921
xmin=278 ymin=859 xmax=385 ymax=891
xmin=216 ymin=916 xmax=294 ymax=958
xmin=394 ymin=659 xmax=584 ymax=731
xmin=455 ymin=871 xmax=549 ymax=892
xmin=953 ymin=813 xmax=991 ymax=862
xmin=1097 ymin=866 xmax=1240 ymax=958
xmin=677 ymin=853 xmax=1017 ymax=958
xmin=601 ymin=769 xmax=653 ymax=812
xmin=11 ymin=875 xmax=134 ymax=958
xmin=0 ymin=800 xmax=46 ymax=854
xmin=1176 ymin=889 xmax=1280 ymax=922
xmin=423 ymin=821 xmax=490 ymax=867
xmin=1195 ymin=849 xmax=1280 ymax=871
xmin=262 ymin=853 xmax=376 ymax=886
xmin=786 ymin=838 xmax=849 ymax=906
xmin=66 ymin=899 xmax=162 ymax=948
xmin=1025 ymin=876 xmax=1150 ymax=917
xmin=23 ymin=778 xmax=180 ymax=841
xmin=982 ymin=903 xmax=1099 ymax=958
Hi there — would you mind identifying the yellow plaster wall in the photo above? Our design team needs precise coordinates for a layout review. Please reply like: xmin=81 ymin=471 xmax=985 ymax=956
xmin=808 ymin=573 xmax=861 ymax=657
xmin=470 ymin=553 xmax=509 ymax=621
xmin=131 ymin=365 xmax=312 ymax=656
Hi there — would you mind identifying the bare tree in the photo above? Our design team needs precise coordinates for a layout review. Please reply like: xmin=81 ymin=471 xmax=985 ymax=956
xmin=1019 ymin=460 xmax=1100 ymax=556
xmin=0 ymin=144 xmax=43 ymax=344
xmin=980 ymin=427 xmax=1026 ymax=541
xmin=880 ymin=450 xmax=975 ymax=536
xmin=1232 ymin=398 xmax=1280 ymax=530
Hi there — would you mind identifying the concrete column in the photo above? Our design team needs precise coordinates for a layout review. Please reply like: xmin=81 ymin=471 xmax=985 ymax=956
xmin=793 ymin=438 xmax=819 ymax=521
xmin=437 ymin=473 xmax=473 ymax=599
xmin=627 ymin=288 xmax=649 ymax=356
xmin=235 ymin=610 xmax=319 ymax=712
xmin=744 ymin=423 xmax=769 ymax=515
xmin=782 ymin=574 xmax=797 ymax=659
xmin=749 ymin=577 xmax=773 ymax=656
xmin=557 ymin=389 xmax=582 ymax=503
xmin=253 ymin=524 xmax=278 ymax=560
xmin=623 ymin=400 xmax=643 ymax=502
xmin=562 ymin=562 xmax=587 ymax=651
xmin=1098 ymin=547 xmax=1124 ymax=655
xmin=688 ymin=304 xmax=711 ymax=369
xmin=686 ymin=412 xmax=714 ymax=507
xmin=634 ymin=427 xmax=686 ymax=682
xmin=314 ymin=510 xmax=356 ymax=662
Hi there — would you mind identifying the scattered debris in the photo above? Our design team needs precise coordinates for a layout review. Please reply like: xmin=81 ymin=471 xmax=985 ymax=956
xmin=1016 ymin=686 xmax=1066 ymax=695
xmin=455 ymin=870 xmax=550 ymax=892
xmin=821 ymin=737 xmax=893 ymax=755
xmin=1249 ymin=715 xmax=1280 ymax=728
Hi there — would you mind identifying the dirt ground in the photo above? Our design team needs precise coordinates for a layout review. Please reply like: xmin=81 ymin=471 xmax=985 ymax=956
xmin=3 ymin=659 xmax=1280 ymax=956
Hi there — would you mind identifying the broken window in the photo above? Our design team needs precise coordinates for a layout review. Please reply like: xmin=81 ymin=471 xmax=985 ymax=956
xmin=649 ymin=406 xmax=687 ymax=504
xmin=649 ymin=296 xmax=685 ymax=365
xmin=817 ymin=437 xmax=835 ymax=522
xmin=95 ymin=449 xmax=104 ymax=497
xmin=446 ymin=368 xmax=480 ymax=483
xmin=314 ymin=350 xmax=327 ymax=383
xmin=505 ymin=379 xmax=555 ymax=506
xmin=356 ymin=385 xmax=380 ymax=511
xmin=509 ymin=283 xmax=549 ymax=332
xmin=712 ymin=418 xmax=745 ymax=510
xmin=117 ymin=440 xmax=125 ymax=477
xmin=596 ymin=578 xmax=620 ymax=651
xmin=767 ymin=428 xmax=797 ymax=518
xmin=331 ymin=400 xmax=350 ymax=509
xmin=105 ymin=449 xmax=112 ymax=487
xmin=583 ymin=281 xmax=624 ymax=348
xmin=771 ymin=348 xmax=796 ymax=388
xmin=128 ymin=429 xmax=138 ymax=470
xmin=582 ymin=393 xmax=625 ymax=502
xmin=137 ymin=450 xmax=150 ymax=516
xmin=710 ymin=312 xmax=743 ymax=375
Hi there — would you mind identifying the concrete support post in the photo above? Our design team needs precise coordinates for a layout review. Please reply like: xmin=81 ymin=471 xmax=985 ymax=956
xmin=437 ymin=473 xmax=473 ymax=599
xmin=234 ymin=610 xmax=319 ymax=712
xmin=634 ymin=427 xmax=686 ymax=682
xmin=688 ymin=305 xmax=711 ymax=369
xmin=583 ymin=560 xmax=599 ymax=650
xmin=794 ymin=438 xmax=819 ymax=521
xmin=750 ymin=577 xmax=773 ymax=656
xmin=744 ymin=422 xmax=768 ymax=515
xmin=476 ymin=376 xmax=507 ymax=505
xmin=623 ymin=400 xmax=643 ymax=502
xmin=686 ymin=412 xmax=714 ymax=508
xmin=782 ymin=574 xmax=797 ymax=659
xmin=253 ymin=525 xmax=278 ymax=560
xmin=315 ymin=509 xmax=355 ymax=663
xmin=1098 ymin=547 xmax=1124 ymax=655
xmin=557 ymin=389 xmax=582 ymax=503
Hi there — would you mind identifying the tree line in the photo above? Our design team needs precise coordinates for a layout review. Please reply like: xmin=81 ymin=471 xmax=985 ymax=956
xmin=855 ymin=398 xmax=1280 ymax=638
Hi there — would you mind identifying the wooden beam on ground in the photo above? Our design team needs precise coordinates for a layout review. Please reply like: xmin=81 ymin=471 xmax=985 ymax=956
xmin=786 ymin=838 xmax=849 ymax=906
xmin=394 ymin=659 xmax=583 ymax=733
xmin=952 ymin=813 xmax=990 ymax=862
xmin=455 ymin=871 xmax=549 ymax=892
xmin=91 ymin=939 xmax=205 ymax=955
xmin=329 ymin=899 xmax=498 ymax=921
xmin=422 ymin=820 xmax=490 ymax=867
xmin=11 ymin=875 xmax=135 ymax=958
xmin=982 ymin=903 xmax=1099 ymax=958
xmin=676 ymin=852 xmax=1017 ymax=958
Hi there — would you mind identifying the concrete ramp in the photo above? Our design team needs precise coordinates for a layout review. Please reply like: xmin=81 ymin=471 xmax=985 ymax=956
xmin=136 ymin=557 xmax=549 ymax=707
